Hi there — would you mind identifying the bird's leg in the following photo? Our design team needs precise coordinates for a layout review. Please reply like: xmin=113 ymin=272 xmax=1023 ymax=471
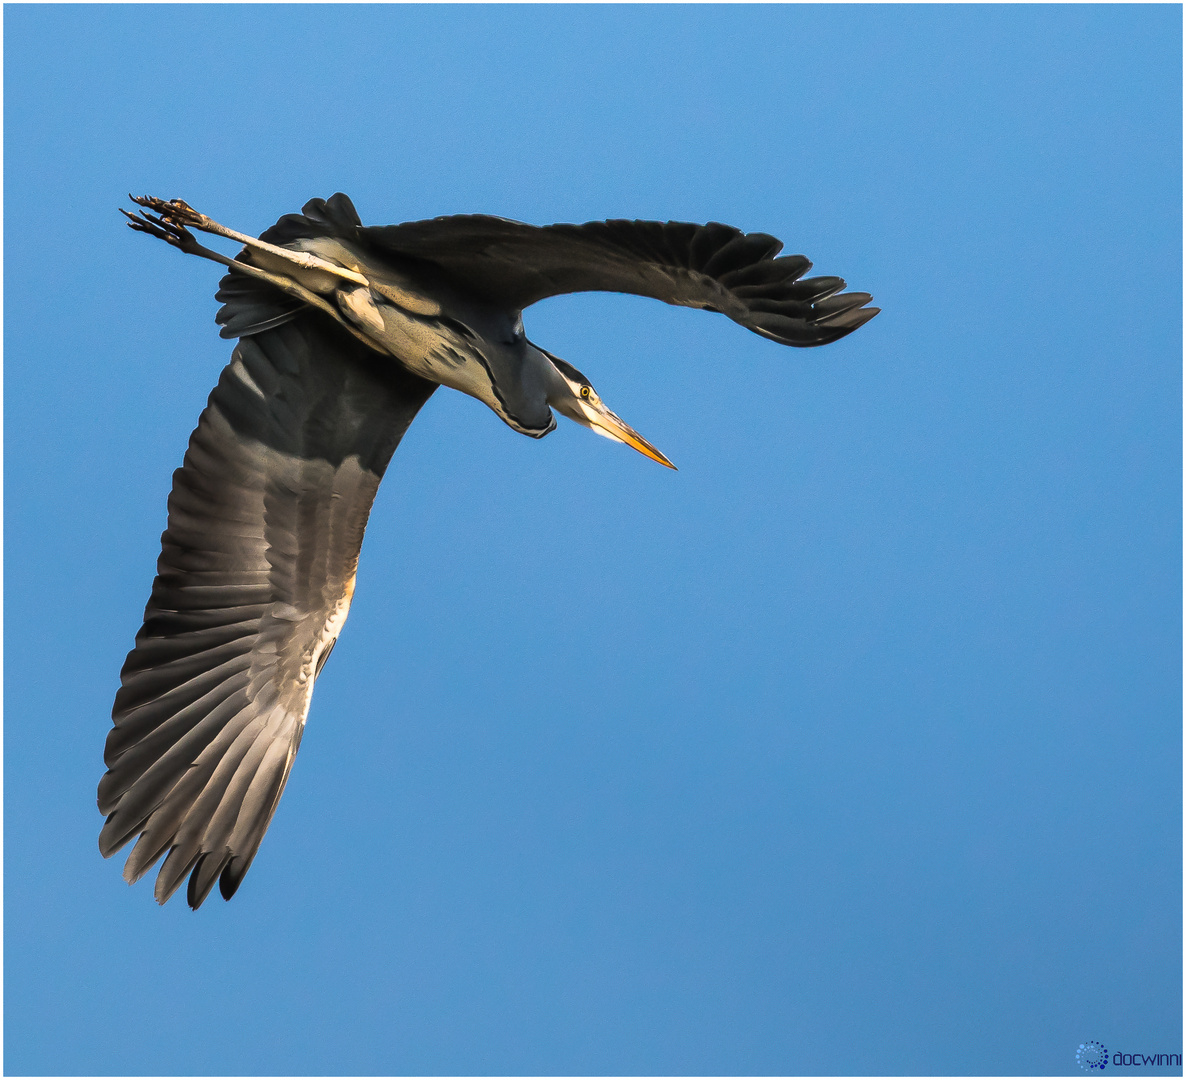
xmin=128 ymin=196 xmax=370 ymax=288
xmin=121 ymin=202 xmax=378 ymax=351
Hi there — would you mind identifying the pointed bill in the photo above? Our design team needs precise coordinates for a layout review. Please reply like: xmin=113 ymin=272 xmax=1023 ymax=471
xmin=584 ymin=405 xmax=677 ymax=470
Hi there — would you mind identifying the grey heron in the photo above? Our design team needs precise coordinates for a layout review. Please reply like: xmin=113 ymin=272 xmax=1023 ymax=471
xmin=100 ymin=193 xmax=878 ymax=908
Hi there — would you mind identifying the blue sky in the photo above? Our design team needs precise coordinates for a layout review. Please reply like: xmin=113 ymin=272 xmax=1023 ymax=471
xmin=4 ymin=4 xmax=1180 ymax=1076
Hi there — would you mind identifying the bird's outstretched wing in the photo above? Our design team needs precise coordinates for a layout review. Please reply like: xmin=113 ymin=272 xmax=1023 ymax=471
xmin=361 ymin=215 xmax=878 ymax=347
xmin=98 ymin=313 xmax=435 ymax=907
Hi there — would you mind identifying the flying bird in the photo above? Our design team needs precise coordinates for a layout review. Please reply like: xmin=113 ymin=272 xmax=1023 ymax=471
xmin=100 ymin=193 xmax=878 ymax=908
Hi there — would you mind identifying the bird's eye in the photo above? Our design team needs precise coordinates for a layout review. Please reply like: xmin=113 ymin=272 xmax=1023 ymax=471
xmin=580 ymin=385 xmax=591 ymax=399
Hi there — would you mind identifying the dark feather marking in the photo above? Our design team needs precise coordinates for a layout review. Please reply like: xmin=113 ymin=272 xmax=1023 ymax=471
xmin=188 ymin=850 xmax=234 ymax=908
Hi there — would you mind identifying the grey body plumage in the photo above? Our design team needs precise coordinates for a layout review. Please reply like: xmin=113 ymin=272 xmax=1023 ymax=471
xmin=101 ymin=193 xmax=877 ymax=907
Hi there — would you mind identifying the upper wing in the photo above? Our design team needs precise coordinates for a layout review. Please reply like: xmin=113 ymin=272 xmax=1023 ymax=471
xmin=361 ymin=215 xmax=879 ymax=347
xmin=98 ymin=312 xmax=435 ymax=907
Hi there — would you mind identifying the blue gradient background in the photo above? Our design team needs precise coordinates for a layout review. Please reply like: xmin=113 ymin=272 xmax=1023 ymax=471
xmin=5 ymin=5 xmax=1181 ymax=1076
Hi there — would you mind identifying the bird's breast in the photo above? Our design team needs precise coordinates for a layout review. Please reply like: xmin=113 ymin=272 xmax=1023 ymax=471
xmin=359 ymin=302 xmax=492 ymax=399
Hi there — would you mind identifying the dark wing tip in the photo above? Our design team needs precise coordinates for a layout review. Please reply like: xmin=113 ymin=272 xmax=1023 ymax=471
xmin=744 ymin=293 xmax=879 ymax=347
xmin=219 ymin=861 xmax=246 ymax=901
xmin=731 ymin=270 xmax=878 ymax=347
xmin=187 ymin=851 xmax=231 ymax=909
xmin=820 ymin=303 xmax=880 ymax=332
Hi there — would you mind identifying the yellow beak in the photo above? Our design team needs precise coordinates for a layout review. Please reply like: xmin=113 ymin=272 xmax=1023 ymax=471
xmin=583 ymin=403 xmax=677 ymax=470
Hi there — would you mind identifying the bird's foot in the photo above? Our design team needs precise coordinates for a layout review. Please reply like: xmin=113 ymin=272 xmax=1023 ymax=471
xmin=129 ymin=195 xmax=204 ymax=228
xmin=121 ymin=197 xmax=207 ymax=256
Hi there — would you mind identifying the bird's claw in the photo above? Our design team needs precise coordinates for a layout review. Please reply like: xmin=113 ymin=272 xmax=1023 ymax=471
xmin=121 ymin=207 xmax=194 ymax=252
xmin=129 ymin=195 xmax=204 ymax=229
xmin=121 ymin=196 xmax=209 ymax=253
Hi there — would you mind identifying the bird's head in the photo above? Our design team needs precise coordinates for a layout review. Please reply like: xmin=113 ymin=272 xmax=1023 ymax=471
xmin=534 ymin=347 xmax=676 ymax=469
xmin=458 ymin=320 xmax=675 ymax=469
